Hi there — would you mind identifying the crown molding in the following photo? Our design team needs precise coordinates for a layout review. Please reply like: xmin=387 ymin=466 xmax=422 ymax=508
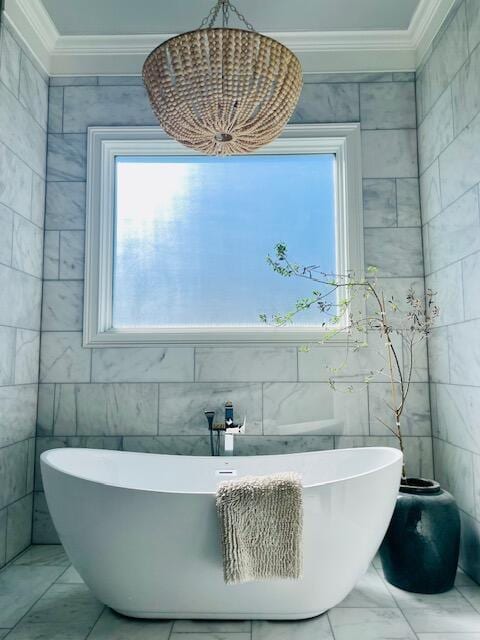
xmin=3 ymin=0 xmax=56 ymax=73
xmin=2 ymin=0 xmax=458 ymax=76
xmin=408 ymin=0 xmax=456 ymax=65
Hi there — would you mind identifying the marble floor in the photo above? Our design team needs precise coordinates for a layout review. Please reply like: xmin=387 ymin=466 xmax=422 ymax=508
xmin=0 ymin=547 xmax=480 ymax=639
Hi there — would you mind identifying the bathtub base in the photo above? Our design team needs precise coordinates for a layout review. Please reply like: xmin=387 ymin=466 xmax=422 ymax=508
xmin=113 ymin=607 xmax=328 ymax=621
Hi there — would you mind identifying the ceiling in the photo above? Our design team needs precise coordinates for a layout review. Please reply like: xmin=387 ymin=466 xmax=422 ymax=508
xmin=2 ymin=0 xmax=456 ymax=76
xmin=40 ymin=0 xmax=420 ymax=36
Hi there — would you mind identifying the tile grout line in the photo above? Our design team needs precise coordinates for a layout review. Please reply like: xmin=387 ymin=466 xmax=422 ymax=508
xmin=1 ymin=568 xmax=64 ymax=637
xmin=84 ymin=605 xmax=107 ymax=640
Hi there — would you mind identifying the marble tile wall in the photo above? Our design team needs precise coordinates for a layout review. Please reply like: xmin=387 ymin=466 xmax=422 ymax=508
xmin=35 ymin=70 xmax=430 ymax=542
xmin=0 ymin=23 xmax=48 ymax=564
xmin=416 ymin=0 xmax=480 ymax=582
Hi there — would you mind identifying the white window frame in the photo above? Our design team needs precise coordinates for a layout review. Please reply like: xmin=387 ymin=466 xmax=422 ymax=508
xmin=84 ymin=123 xmax=364 ymax=347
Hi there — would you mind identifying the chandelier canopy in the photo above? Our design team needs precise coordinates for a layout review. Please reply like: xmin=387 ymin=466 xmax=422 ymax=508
xmin=142 ymin=0 xmax=303 ymax=155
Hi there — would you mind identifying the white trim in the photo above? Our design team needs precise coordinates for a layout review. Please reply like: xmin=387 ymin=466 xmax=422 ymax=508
xmin=408 ymin=0 xmax=456 ymax=66
xmin=84 ymin=124 xmax=364 ymax=347
xmin=2 ymin=0 xmax=57 ymax=74
xmin=2 ymin=0 xmax=458 ymax=75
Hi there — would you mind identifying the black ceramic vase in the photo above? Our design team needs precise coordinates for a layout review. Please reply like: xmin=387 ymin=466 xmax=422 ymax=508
xmin=380 ymin=478 xmax=460 ymax=593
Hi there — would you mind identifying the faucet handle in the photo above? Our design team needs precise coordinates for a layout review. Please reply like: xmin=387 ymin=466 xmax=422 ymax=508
xmin=225 ymin=416 xmax=246 ymax=434
xmin=204 ymin=411 xmax=215 ymax=430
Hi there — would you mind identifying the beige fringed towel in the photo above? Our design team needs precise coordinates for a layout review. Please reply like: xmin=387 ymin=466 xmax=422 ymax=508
xmin=216 ymin=472 xmax=303 ymax=584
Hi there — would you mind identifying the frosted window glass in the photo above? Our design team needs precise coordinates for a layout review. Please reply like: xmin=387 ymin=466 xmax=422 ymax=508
xmin=112 ymin=154 xmax=336 ymax=328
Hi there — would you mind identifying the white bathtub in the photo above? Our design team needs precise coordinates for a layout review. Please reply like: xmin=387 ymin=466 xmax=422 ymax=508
xmin=41 ymin=446 xmax=402 ymax=620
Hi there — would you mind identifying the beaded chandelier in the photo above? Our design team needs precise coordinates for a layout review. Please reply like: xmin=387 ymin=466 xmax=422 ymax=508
xmin=143 ymin=0 xmax=303 ymax=155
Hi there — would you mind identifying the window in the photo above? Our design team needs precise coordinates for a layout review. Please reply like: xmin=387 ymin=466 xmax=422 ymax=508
xmin=84 ymin=124 xmax=363 ymax=346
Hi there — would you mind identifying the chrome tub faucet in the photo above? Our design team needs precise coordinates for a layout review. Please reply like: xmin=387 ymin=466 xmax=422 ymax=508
xmin=204 ymin=401 xmax=246 ymax=456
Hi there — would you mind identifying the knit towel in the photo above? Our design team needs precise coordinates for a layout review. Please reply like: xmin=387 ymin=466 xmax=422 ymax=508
xmin=216 ymin=472 xmax=303 ymax=584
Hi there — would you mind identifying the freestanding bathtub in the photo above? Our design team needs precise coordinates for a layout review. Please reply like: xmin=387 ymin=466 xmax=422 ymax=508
xmin=41 ymin=446 xmax=402 ymax=620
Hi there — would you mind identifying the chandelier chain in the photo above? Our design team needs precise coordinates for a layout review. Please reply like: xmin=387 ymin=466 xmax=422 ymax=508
xmin=199 ymin=0 xmax=255 ymax=31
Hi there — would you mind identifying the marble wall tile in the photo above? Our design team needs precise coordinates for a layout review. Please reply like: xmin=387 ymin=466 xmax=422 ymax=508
xmin=97 ymin=76 xmax=144 ymax=85
xmin=418 ymin=87 xmax=454 ymax=173
xmin=426 ymin=263 xmax=464 ymax=327
xmin=303 ymin=72 xmax=392 ymax=84
xmin=0 ymin=507 xmax=6 ymax=567
xmin=424 ymin=186 xmax=480 ymax=275
xmin=0 ymin=26 xmax=20 ymax=95
xmin=360 ymin=82 xmax=416 ymax=129
xmin=37 ymin=384 xmax=55 ymax=436
xmin=393 ymin=72 xmax=416 ymax=82
xmin=362 ymin=179 xmax=396 ymax=227
xmin=0 ymin=23 xmax=46 ymax=556
xmin=51 ymin=384 xmax=76 ymax=436
xmin=369 ymin=382 xmax=431 ymax=437
xmin=46 ymin=134 xmax=86 ymax=182
xmin=158 ymin=382 xmax=262 ymax=435
xmin=298 ymin=331 xmax=404 ymax=382
xmin=362 ymin=130 xmax=418 ymax=178
xmin=40 ymin=332 xmax=91 ymax=383
xmin=428 ymin=327 xmax=450 ymax=383
xmin=47 ymin=87 xmax=63 ymax=133
xmin=434 ymin=438 xmax=475 ymax=516
xmin=0 ymin=204 xmax=13 ymax=266
xmin=415 ymin=69 xmax=426 ymax=125
xmin=26 ymin=438 xmax=35 ymax=494
xmin=291 ymin=83 xmax=359 ymax=124
xmin=41 ymin=281 xmax=83 ymax=331
xmin=463 ymin=249 xmax=480 ymax=321
xmin=436 ymin=384 xmax=480 ymax=454
xmin=0 ymin=265 xmax=42 ymax=330
xmin=43 ymin=230 xmax=59 ymax=279
xmin=195 ymin=347 xmax=297 ymax=382
xmin=30 ymin=173 xmax=46 ymax=228
xmin=18 ymin=53 xmax=48 ymax=129
xmin=15 ymin=330 xmax=40 ymax=385
xmin=452 ymin=43 xmax=480 ymax=135
xmin=32 ymin=492 xmax=59 ymax=544
xmin=467 ymin=0 xmax=480 ymax=52
xmin=92 ymin=347 xmax=193 ymax=382
xmin=419 ymin=159 xmax=442 ymax=224
xmin=0 ymin=385 xmax=37 ymax=447
xmin=0 ymin=81 xmax=46 ymax=177
xmin=59 ymin=230 xmax=84 ymax=279
xmin=6 ymin=494 xmax=32 ymax=562
xmin=123 ymin=435 xmax=211 ymax=456
xmin=405 ymin=331 xmax=429 ymax=383
xmin=54 ymin=383 xmax=158 ymax=436
xmin=420 ymin=3 xmax=469 ymax=116
xmin=336 ymin=435 xmax=434 ymax=478
xmin=63 ymin=85 xmax=157 ymax=132
xmin=0 ymin=142 xmax=32 ymax=219
xmin=396 ymin=178 xmax=421 ymax=227
xmin=448 ymin=318 xmax=480 ymax=386
xmin=439 ymin=111 xmax=480 ymax=207
xmin=50 ymin=76 xmax=98 ymax=86
xmin=0 ymin=441 xmax=28 ymax=509
xmin=232 ymin=435 xmax=334 ymax=456
xmin=0 ymin=326 xmax=15 ymax=385
xmin=364 ymin=228 xmax=423 ymax=276
xmin=12 ymin=215 xmax=43 ymax=278
xmin=459 ymin=509 xmax=480 ymax=583
xmin=263 ymin=382 xmax=369 ymax=436
xmin=45 ymin=181 xmax=86 ymax=230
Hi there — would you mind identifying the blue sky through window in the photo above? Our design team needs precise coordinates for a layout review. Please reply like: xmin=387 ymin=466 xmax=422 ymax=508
xmin=113 ymin=154 xmax=336 ymax=327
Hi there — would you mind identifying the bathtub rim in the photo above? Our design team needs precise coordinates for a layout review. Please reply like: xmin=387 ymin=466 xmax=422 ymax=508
xmin=41 ymin=446 xmax=403 ymax=496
